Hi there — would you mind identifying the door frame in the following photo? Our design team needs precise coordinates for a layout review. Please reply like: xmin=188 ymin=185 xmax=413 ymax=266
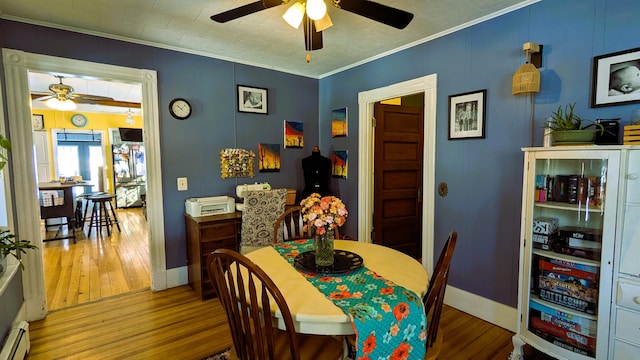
xmin=357 ymin=74 xmax=437 ymax=272
xmin=2 ymin=48 xmax=165 ymax=321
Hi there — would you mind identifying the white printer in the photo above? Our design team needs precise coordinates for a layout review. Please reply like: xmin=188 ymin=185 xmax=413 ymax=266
xmin=185 ymin=196 xmax=236 ymax=217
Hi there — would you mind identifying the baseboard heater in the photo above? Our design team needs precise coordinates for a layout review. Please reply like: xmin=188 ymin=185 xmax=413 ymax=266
xmin=0 ymin=321 xmax=30 ymax=360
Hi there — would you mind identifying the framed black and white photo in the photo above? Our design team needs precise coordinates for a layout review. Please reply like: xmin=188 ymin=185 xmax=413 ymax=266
xmin=448 ymin=89 xmax=486 ymax=140
xmin=32 ymin=114 xmax=44 ymax=131
xmin=591 ymin=47 xmax=640 ymax=107
xmin=238 ymin=85 xmax=268 ymax=114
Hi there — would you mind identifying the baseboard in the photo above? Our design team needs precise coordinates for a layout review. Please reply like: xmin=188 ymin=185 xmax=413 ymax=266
xmin=444 ymin=285 xmax=517 ymax=332
xmin=165 ymin=265 xmax=188 ymax=288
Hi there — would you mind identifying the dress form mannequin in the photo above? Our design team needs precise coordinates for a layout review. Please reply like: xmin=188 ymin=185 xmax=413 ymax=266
xmin=301 ymin=146 xmax=332 ymax=198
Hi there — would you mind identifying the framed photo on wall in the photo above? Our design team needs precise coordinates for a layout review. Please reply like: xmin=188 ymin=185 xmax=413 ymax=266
xmin=448 ymin=89 xmax=486 ymax=140
xmin=591 ymin=47 xmax=640 ymax=107
xmin=238 ymin=85 xmax=268 ymax=114
xmin=32 ymin=114 xmax=44 ymax=131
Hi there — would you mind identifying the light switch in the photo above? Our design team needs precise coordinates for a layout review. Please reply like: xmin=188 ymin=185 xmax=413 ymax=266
xmin=177 ymin=177 xmax=188 ymax=191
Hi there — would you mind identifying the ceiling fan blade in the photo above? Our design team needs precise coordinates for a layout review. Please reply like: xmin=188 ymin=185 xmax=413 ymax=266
xmin=337 ymin=0 xmax=414 ymax=29
xmin=211 ymin=0 xmax=283 ymax=23
xmin=33 ymin=93 xmax=55 ymax=101
xmin=71 ymin=94 xmax=115 ymax=102
xmin=303 ymin=15 xmax=323 ymax=51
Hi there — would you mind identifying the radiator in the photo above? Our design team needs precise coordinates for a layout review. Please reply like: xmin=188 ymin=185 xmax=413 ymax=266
xmin=0 ymin=321 xmax=30 ymax=360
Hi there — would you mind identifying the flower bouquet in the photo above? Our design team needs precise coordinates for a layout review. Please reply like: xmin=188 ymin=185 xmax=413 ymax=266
xmin=300 ymin=193 xmax=348 ymax=266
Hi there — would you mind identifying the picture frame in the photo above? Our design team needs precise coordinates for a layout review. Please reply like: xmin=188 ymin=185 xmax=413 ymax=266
xmin=591 ymin=47 xmax=640 ymax=107
xmin=448 ymin=89 xmax=486 ymax=140
xmin=32 ymin=114 xmax=45 ymax=131
xmin=238 ymin=85 xmax=268 ymax=114
xmin=331 ymin=107 xmax=348 ymax=137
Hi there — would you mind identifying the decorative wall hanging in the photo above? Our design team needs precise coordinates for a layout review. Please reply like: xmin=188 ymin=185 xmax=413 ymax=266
xmin=284 ymin=121 xmax=304 ymax=148
xmin=258 ymin=143 xmax=280 ymax=172
xmin=331 ymin=150 xmax=348 ymax=178
xmin=220 ymin=148 xmax=255 ymax=179
xmin=238 ymin=85 xmax=268 ymax=114
xmin=448 ymin=89 xmax=487 ymax=140
xmin=331 ymin=107 xmax=348 ymax=137
xmin=32 ymin=114 xmax=44 ymax=131
xmin=591 ymin=47 xmax=640 ymax=107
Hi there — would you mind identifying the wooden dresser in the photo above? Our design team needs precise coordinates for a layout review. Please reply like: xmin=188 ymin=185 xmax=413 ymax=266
xmin=185 ymin=212 xmax=241 ymax=300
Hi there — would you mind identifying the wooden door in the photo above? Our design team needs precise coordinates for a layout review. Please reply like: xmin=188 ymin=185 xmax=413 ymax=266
xmin=373 ymin=102 xmax=424 ymax=258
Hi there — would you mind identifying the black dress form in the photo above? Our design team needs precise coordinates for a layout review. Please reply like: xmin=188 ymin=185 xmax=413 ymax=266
xmin=301 ymin=146 xmax=332 ymax=198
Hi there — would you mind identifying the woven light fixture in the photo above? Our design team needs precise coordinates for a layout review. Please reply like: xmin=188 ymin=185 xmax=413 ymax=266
xmin=512 ymin=42 xmax=541 ymax=95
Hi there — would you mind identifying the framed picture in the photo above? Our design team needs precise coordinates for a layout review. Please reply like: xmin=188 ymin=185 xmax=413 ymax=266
xmin=284 ymin=121 xmax=304 ymax=148
xmin=331 ymin=150 xmax=348 ymax=179
xmin=238 ymin=85 xmax=268 ymax=114
xmin=448 ymin=89 xmax=486 ymax=140
xmin=331 ymin=107 xmax=348 ymax=137
xmin=591 ymin=47 xmax=640 ymax=107
xmin=32 ymin=114 xmax=44 ymax=131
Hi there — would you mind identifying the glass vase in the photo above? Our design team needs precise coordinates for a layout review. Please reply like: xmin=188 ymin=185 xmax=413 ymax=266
xmin=314 ymin=228 xmax=335 ymax=267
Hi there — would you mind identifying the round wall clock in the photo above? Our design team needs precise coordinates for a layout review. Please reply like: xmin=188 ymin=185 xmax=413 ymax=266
xmin=70 ymin=113 xmax=88 ymax=128
xmin=169 ymin=98 xmax=192 ymax=120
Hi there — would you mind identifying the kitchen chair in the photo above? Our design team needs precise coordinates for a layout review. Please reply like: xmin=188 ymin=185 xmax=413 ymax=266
xmin=207 ymin=249 xmax=345 ymax=360
xmin=240 ymin=188 xmax=287 ymax=254
xmin=85 ymin=193 xmax=121 ymax=237
xmin=273 ymin=206 xmax=307 ymax=243
xmin=423 ymin=230 xmax=457 ymax=360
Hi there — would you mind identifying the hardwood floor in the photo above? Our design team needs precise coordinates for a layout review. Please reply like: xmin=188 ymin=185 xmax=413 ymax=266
xmin=29 ymin=285 xmax=519 ymax=360
xmin=41 ymin=207 xmax=150 ymax=311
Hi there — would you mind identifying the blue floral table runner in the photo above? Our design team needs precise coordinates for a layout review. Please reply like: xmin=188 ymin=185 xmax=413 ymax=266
xmin=273 ymin=239 xmax=426 ymax=360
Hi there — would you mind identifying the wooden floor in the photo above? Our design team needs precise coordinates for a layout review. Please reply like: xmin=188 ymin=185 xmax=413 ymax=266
xmin=41 ymin=207 xmax=150 ymax=311
xmin=29 ymin=285 xmax=519 ymax=360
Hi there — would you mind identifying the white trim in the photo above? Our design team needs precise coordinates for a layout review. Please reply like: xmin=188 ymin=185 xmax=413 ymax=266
xmin=357 ymin=74 xmax=437 ymax=273
xmin=445 ymin=285 xmax=518 ymax=332
xmin=1 ymin=48 xmax=165 ymax=320
xmin=166 ymin=265 xmax=188 ymax=288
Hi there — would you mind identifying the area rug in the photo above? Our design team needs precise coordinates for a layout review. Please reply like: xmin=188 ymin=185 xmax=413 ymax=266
xmin=201 ymin=348 xmax=230 ymax=360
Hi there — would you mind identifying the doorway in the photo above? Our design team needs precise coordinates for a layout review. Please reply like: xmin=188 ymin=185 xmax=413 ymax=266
xmin=357 ymin=74 xmax=437 ymax=272
xmin=2 ymin=48 xmax=165 ymax=321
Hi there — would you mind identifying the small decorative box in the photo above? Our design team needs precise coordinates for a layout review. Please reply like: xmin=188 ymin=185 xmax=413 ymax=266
xmin=533 ymin=217 xmax=559 ymax=235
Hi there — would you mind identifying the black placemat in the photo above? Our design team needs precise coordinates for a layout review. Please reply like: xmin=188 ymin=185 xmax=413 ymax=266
xmin=294 ymin=250 xmax=363 ymax=274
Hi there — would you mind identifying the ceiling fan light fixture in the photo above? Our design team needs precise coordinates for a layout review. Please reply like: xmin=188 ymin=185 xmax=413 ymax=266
xmin=45 ymin=97 xmax=77 ymax=111
xmin=314 ymin=12 xmax=333 ymax=31
xmin=283 ymin=2 xmax=305 ymax=29
xmin=306 ymin=0 xmax=326 ymax=20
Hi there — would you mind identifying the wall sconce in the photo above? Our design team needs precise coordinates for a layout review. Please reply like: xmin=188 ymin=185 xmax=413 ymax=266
xmin=512 ymin=42 xmax=543 ymax=95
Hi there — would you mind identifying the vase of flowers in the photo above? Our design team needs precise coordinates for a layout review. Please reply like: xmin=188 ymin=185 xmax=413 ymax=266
xmin=300 ymin=193 xmax=348 ymax=267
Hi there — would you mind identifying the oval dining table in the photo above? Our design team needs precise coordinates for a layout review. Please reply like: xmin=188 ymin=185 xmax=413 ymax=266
xmin=244 ymin=239 xmax=429 ymax=336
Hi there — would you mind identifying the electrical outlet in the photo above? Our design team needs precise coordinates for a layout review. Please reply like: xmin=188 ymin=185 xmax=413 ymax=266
xmin=177 ymin=177 xmax=188 ymax=191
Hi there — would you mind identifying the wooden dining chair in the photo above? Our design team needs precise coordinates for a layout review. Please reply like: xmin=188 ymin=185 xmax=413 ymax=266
xmin=423 ymin=230 xmax=457 ymax=360
xmin=273 ymin=205 xmax=307 ymax=243
xmin=206 ymin=249 xmax=345 ymax=360
xmin=240 ymin=189 xmax=287 ymax=254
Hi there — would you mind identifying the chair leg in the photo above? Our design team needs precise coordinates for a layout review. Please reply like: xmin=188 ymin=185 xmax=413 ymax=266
xmin=87 ymin=201 xmax=97 ymax=237
xmin=100 ymin=201 xmax=111 ymax=237
xmin=106 ymin=199 xmax=121 ymax=232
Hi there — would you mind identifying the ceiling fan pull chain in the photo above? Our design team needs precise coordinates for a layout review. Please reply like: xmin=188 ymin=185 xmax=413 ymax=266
xmin=333 ymin=0 xmax=341 ymax=9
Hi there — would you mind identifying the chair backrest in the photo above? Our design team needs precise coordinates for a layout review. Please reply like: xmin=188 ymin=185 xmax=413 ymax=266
xmin=273 ymin=206 xmax=307 ymax=243
xmin=423 ymin=230 xmax=457 ymax=356
xmin=240 ymin=189 xmax=287 ymax=249
xmin=207 ymin=249 xmax=301 ymax=360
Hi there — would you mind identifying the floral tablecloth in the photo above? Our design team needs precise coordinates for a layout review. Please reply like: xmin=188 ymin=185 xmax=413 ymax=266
xmin=273 ymin=239 xmax=426 ymax=360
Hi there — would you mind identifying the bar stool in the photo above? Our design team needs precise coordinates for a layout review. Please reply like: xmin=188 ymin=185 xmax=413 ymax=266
xmin=86 ymin=194 xmax=121 ymax=237
xmin=78 ymin=191 xmax=106 ymax=228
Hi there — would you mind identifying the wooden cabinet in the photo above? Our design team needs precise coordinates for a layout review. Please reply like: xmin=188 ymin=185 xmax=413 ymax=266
xmin=185 ymin=212 xmax=241 ymax=300
xmin=512 ymin=147 xmax=624 ymax=359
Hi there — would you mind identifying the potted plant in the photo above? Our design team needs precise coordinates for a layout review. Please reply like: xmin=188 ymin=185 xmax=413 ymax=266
xmin=0 ymin=228 xmax=37 ymax=272
xmin=545 ymin=103 xmax=604 ymax=144
xmin=0 ymin=134 xmax=37 ymax=274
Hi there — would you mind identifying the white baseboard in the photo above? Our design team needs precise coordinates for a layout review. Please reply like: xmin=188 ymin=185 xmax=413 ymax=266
xmin=166 ymin=265 xmax=188 ymax=288
xmin=444 ymin=285 xmax=517 ymax=332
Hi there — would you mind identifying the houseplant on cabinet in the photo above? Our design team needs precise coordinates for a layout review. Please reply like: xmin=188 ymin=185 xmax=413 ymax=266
xmin=0 ymin=134 xmax=37 ymax=274
xmin=545 ymin=103 xmax=603 ymax=144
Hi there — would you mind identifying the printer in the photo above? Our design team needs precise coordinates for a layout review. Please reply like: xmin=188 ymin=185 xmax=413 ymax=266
xmin=185 ymin=196 xmax=236 ymax=217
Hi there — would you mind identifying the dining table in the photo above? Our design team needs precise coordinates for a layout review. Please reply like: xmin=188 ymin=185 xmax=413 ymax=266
xmin=244 ymin=239 xmax=429 ymax=358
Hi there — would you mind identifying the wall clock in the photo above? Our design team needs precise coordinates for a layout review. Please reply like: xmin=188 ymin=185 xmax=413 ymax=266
xmin=70 ymin=113 xmax=88 ymax=128
xmin=169 ymin=98 xmax=192 ymax=120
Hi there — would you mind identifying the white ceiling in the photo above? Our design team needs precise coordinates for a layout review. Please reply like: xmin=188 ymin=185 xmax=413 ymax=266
xmin=2 ymin=0 xmax=534 ymax=112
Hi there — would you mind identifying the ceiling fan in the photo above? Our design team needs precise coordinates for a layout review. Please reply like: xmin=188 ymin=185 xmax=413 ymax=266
xmin=33 ymin=75 xmax=115 ymax=110
xmin=211 ymin=0 xmax=413 ymax=55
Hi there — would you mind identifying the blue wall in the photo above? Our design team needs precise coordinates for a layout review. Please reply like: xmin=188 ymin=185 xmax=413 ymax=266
xmin=1 ymin=0 xmax=639 ymax=334
xmin=321 ymin=0 xmax=640 ymax=306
